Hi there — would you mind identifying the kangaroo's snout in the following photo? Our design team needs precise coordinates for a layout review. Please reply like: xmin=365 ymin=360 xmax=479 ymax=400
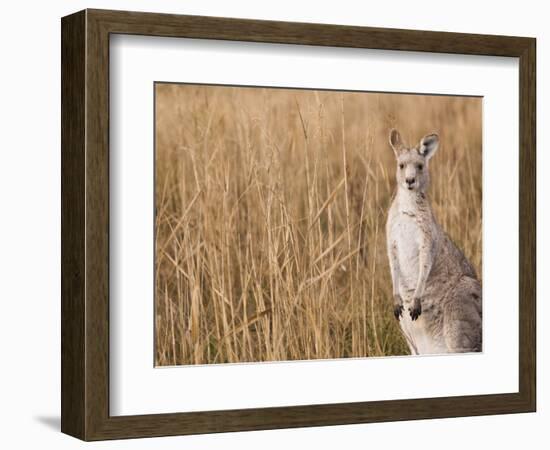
xmin=406 ymin=177 xmax=416 ymax=188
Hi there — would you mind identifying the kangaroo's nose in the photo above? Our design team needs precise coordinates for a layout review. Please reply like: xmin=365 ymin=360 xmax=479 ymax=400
xmin=406 ymin=177 xmax=415 ymax=185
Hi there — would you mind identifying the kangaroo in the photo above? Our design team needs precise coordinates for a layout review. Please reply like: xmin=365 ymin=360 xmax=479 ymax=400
xmin=386 ymin=129 xmax=482 ymax=355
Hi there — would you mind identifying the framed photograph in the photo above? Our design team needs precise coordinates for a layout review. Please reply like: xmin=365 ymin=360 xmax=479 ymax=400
xmin=61 ymin=9 xmax=536 ymax=440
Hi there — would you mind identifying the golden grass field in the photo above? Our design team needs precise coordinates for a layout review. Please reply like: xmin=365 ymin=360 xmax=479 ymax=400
xmin=154 ymin=83 xmax=482 ymax=366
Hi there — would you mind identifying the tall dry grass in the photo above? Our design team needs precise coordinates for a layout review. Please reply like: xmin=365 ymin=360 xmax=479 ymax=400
xmin=154 ymin=84 xmax=482 ymax=366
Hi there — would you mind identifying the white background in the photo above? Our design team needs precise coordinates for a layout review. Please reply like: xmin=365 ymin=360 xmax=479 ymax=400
xmin=0 ymin=0 xmax=546 ymax=449
xmin=110 ymin=36 xmax=518 ymax=415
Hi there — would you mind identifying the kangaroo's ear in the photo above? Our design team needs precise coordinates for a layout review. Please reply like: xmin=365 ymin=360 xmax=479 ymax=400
xmin=389 ymin=129 xmax=404 ymax=156
xmin=419 ymin=133 xmax=439 ymax=160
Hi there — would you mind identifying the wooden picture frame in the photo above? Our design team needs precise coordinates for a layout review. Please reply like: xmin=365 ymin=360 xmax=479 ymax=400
xmin=61 ymin=8 xmax=536 ymax=441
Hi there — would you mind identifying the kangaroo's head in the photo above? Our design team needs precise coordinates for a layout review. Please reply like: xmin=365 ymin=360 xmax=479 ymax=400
xmin=389 ymin=129 xmax=439 ymax=194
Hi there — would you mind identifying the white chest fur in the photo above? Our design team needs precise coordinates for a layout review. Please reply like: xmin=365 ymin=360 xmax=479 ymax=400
xmin=390 ymin=212 xmax=421 ymax=294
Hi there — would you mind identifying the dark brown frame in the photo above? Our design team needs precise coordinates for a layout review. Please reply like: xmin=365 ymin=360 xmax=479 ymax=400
xmin=61 ymin=8 xmax=536 ymax=441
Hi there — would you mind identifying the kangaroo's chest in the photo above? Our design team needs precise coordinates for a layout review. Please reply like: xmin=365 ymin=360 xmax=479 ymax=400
xmin=391 ymin=214 xmax=422 ymax=286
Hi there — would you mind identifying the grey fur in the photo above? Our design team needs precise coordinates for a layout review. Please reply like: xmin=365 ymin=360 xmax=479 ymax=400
xmin=386 ymin=129 xmax=482 ymax=354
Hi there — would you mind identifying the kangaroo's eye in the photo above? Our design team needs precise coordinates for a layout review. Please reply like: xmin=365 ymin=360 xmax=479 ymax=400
xmin=417 ymin=164 xmax=423 ymax=171
xmin=399 ymin=163 xmax=404 ymax=170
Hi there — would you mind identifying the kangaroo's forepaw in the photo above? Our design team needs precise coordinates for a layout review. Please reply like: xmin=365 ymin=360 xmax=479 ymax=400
xmin=393 ymin=304 xmax=404 ymax=320
xmin=409 ymin=299 xmax=422 ymax=321
xmin=393 ymin=294 xmax=404 ymax=320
